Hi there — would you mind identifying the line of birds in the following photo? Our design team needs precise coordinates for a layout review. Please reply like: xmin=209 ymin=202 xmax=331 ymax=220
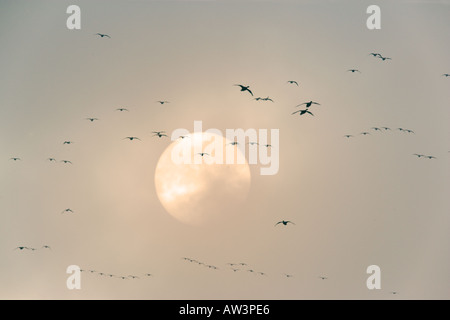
xmin=344 ymin=126 xmax=415 ymax=138
xmin=14 ymin=245 xmax=51 ymax=251
xmin=80 ymin=268 xmax=153 ymax=280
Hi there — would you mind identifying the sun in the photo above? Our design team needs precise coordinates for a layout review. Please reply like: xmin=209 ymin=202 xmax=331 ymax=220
xmin=154 ymin=132 xmax=251 ymax=226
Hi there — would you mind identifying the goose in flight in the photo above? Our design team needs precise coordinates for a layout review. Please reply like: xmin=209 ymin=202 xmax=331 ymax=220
xmin=318 ymin=276 xmax=328 ymax=280
xmin=144 ymin=273 xmax=153 ymax=277
xmin=442 ymin=74 xmax=450 ymax=77
xmin=413 ymin=154 xmax=424 ymax=158
xmin=156 ymin=101 xmax=170 ymax=105
xmin=95 ymin=33 xmax=111 ymax=38
xmin=348 ymin=69 xmax=361 ymax=73
xmin=247 ymin=142 xmax=259 ymax=145
xmin=14 ymin=246 xmax=30 ymax=251
xmin=47 ymin=158 xmax=57 ymax=162
xmin=10 ymin=157 xmax=21 ymax=161
xmin=405 ymin=129 xmax=414 ymax=134
xmin=60 ymin=160 xmax=73 ymax=164
xmin=124 ymin=137 xmax=141 ymax=141
xmin=128 ymin=275 xmax=140 ymax=279
xmin=369 ymin=53 xmax=382 ymax=57
xmin=234 ymin=84 xmax=253 ymax=96
xmin=344 ymin=135 xmax=353 ymax=138
xmin=152 ymin=131 xmax=168 ymax=138
xmin=261 ymin=97 xmax=274 ymax=102
xmin=381 ymin=127 xmax=391 ymax=131
xmin=116 ymin=108 xmax=129 ymax=112
xmin=42 ymin=245 xmax=52 ymax=250
xmin=287 ymin=80 xmax=299 ymax=86
xmin=426 ymin=156 xmax=437 ymax=159
xmin=197 ymin=152 xmax=210 ymax=157
xmin=275 ymin=220 xmax=295 ymax=226
xmin=61 ymin=208 xmax=74 ymax=214
xmin=63 ymin=141 xmax=74 ymax=145
xmin=360 ymin=132 xmax=371 ymax=136
xmin=372 ymin=127 xmax=382 ymax=132
xmin=292 ymin=109 xmax=314 ymax=116
xmin=228 ymin=141 xmax=239 ymax=146
xmin=378 ymin=55 xmax=392 ymax=61
xmin=283 ymin=274 xmax=294 ymax=278
xmin=296 ymin=101 xmax=320 ymax=108
xmin=86 ymin=118 xmax=99 ymax=122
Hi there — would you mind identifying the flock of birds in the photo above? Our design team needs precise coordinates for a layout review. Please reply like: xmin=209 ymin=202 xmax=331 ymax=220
xmin=7 ymin=29 xmax=450 ymax=299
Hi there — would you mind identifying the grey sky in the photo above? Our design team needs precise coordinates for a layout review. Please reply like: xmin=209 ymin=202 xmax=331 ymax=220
xmin=1 ymin=0 xmax=449 ymax=299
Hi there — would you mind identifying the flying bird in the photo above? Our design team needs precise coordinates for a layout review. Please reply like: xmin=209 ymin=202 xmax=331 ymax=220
xmin=247 ymin=142 xmax=259 ymax=145
xmin=86 ymin=118 xmax=99 ymax=122
xmin=42 ymin=245 xmax=52 ymax=250
xmin=344 ymin=135 xmax=353 ymax=138
xmin=261 ymin=97 xmax=274 ymax=102
xmin=124 ymin=137 xmax=141 ymax=141
xmin=152 ymin=131 xmax=168 ymax=138
xmin=60 ymin=160 xmax=72 ymax=164
xmin=378 ymin=55 xmax=392 ymax=61
xmin=318 ymin=276 xmax=328 ymax=280
xmin=10 ymin=157 xmax=21 ymax=161
xmin=95 ymin=33 xmax=110 ymax=38
xmin=228 ymin=141 xmax=239 ymax=146
xmin=63 ymin=141 xmax=74 ymax=145
xmin=116 ymin=108 xmax=129 ymax=112
xmin=347 ymin=69 xmax=361 ymax=73
xmin=381 ymin=127 xmax=391 ymax=131
xmin=292 ymin=109 xmax=314 ymax=116
xmin=372 ymin=127 xmax=382 ymax=132
xmin=360 ymin=132 xmax=371 ymax=136
xmin=156 ymin=101 xmax=170 ymax=105
xmin=14 ymin=246 xmax=30 ymax=251
xmin=61 ymin=208 xmax=74 ymax=214
xmin=287 ymin=80 xmax=299 ymax=86
xmin=369 ymin=53 xmax=382 ymax=57
xmin=442 ymin=74 xmax=450 ymax=77
xmin=296 ymin=101 xmax=320 ymax=108
xmin=283 ymin=274 xmax=294 ymax=278
xmin=426 ymin=156 xmax=437 ymax=159
xmin=234 ymin=84 xmax=253 ymax=96
xmin=197 ymin=153 xmax=210 ymax=157
xmin=275 ymin=220 xmax=295 ymax=226
xmin=405 ymin=129 xmax=414 ymax=134
xmin=413 ymin=154 xmax=424 ymax=158
xmin=47 ymin=158 xmax=57 ymax=162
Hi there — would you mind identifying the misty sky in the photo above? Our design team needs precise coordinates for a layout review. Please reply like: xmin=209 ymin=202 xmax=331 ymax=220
xmin=1 ymin=0 xmax=449 ymax=299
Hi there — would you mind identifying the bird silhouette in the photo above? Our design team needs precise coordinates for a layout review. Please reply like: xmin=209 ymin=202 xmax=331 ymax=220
xmin=60 ymin=160 xmax=73 ymax=164
xmin=292 ymin=109 xmax=314 ymax=116
xmin=296 ymin=101 xmax=320 ymax=108
xmin=14 ymin=246 xmax=30 ymax=251
xmin=116 ymin=108 xmax=129 ymax=112
xmin=156 ymin=101 xmax=170 ymax=105
xmin=378 ymin=55 xmax=392 ymax=61
xmin=442 ymin=74 xmax=450 ymax=77
xmin=86 ymin=118 xmax=99 ymax=122
xmin=360 ymin=132 xmax=371 ymax=136
xmin=275 ymin=220 xmax=295 ymax=226
xmin=283 ymin=274 xmax=294 ymax=278
xmin=381 ymin=127 xmax=391 ymax=131
xmin=287 ymin=80 xmax=299 ymax=86
xmin=426 ymin=156 xmax=437 ymax=159
xmin=152 ymin=131 xmax=168 ymax=138
xmin=197 ymin=153 xmax=210 ymax=157
xmin=234 ymin=84 xmax=253 ymax=96
xmin=318 ymin=276 xmax=328 ymax=280
xmin=124 ymin=137 xmax=141 ymax=141
xmin=228 ymin=141 xmax=239 ymax=146
xmin=261 ymin=97 xmax=274 ymax=102
xmin=61 ymin=208 xmax=74 ymax=214
xmin=372 ymin=127 xmax=382 ymax=132
xmin=348 ymin=69 xmax=361 ymax=73
xmin=344 ymin=135 xmax=354 ymax=138
xmin=247 ymin=142 xmax=259 ymax=145
xmin=10 ymin=157 xmax=21 ymax=161
xmin=95 ymin=33 xmax=110 ymax=38
xmin=369 ymin=52 xmax=382 ymax=57
xmin=144 ymin=274 xmax=153 ymax=277
xmin=405 ymin=129 xmax=414 ymax=134
xmin=413 ymin=154 xmax=424 ymax=158
xmin=63 ymin=141 xmax=74 ymax=145
xmin=42 ymin=245 xmax=52 ymax=250
xmin=47 ymin=158 xmax=57 ymax=162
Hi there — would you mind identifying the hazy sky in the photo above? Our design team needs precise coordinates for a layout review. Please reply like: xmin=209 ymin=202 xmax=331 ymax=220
xmin=1 ymin=0 xmax=449 ymax=299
